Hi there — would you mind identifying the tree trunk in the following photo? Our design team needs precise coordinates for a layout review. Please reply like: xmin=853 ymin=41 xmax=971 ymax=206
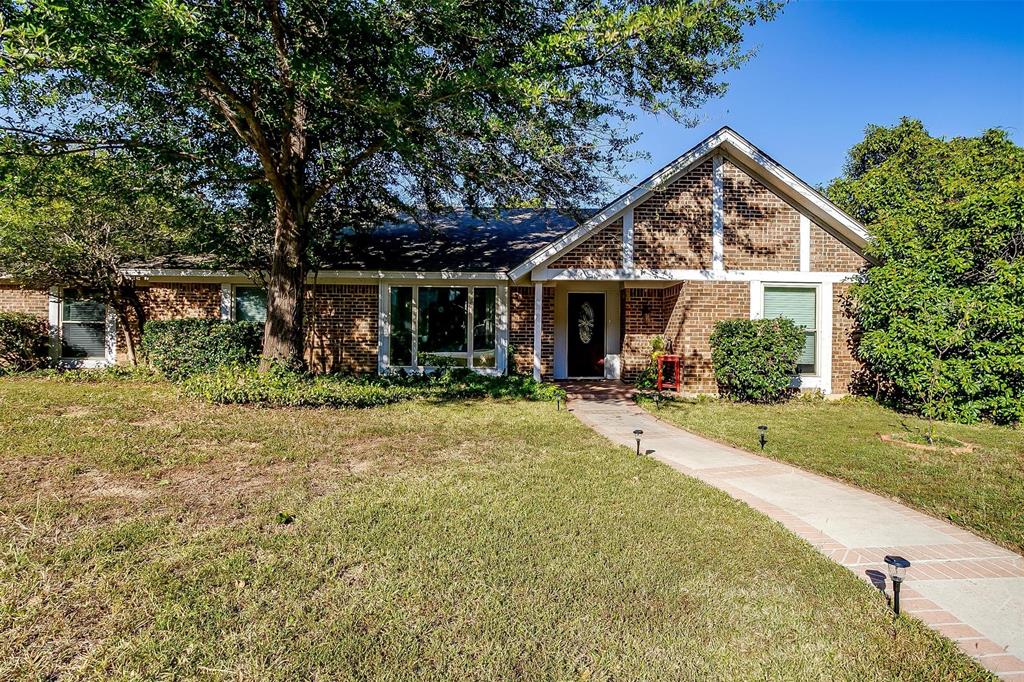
xmin=110 ymin=284 xmax=146 ymax=366
xmin=261 ymin=195 xmax=309 ymax=371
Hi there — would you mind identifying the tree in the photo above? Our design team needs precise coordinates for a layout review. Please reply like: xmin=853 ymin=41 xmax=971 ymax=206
xmin=0 ymin=148 xmax=211 ymax=364
xmin=1 ymin=0 xmax=782 ymax=369
xmin=827 ymin=118 xmax=1024 ymax=424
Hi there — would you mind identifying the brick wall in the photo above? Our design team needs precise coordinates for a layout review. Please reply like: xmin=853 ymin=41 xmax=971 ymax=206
xmin=722 ymin=160 xmax=801 ymax=270
xmin=0 ymin=285 xmax=48 ymax=318
xmin=508 ymin=285 xmax=554 ymax=377
xmin=811 ymin=222 xmax=867 ymax=271
xmin=305 ymin=284 xmax=379 ymax=374
xmin=831 ymin=282 xmax=861 ymax=395
xmin=138 ymin=282 xmax=221 ymax=320
xmin=549 ymin=219 xmax=622 ymax=269
xmin=621 ymin=281 xmax=748 ymax=392
xmin=633 ymin=160 xmax=714 ymax=269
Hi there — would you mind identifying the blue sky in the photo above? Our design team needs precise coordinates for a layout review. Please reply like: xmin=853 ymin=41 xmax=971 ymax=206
xmin=613 ymin=0 xmax=1024 ymax=195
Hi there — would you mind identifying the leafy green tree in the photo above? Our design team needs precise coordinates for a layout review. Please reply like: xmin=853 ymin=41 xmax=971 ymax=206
xmin=827 ymin=118 xmax=1024 ymax=424
xmin=0 ymin=0 xmax=782 ymax=368
xmin=0 ymin=150 xmax=211 ymax=364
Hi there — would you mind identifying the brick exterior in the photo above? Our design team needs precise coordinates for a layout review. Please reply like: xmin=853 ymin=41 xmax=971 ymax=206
xmin=0 ymin=285 xmax=48 ymax=319
xmin=831 ymin=282 xmax=860 ymax=395
xmin=621 ymin=281 xmax=749 ymax=392
xmin=549 ymin=218 xmax=622 ymax=269
xmin=305 ymin=284 xmax=379 ymax=374
xmin=633 ymin=160 xmax=714 ymax=269
xmin=138 ymin=283 xmax=221 ymax=320
xmin=811 ymin=222 xmax=867 ymax=272
xmin=508 ymin=285 xmax=554 ymax=378
xmin=722 ymin=160 xmax=801 ymax=270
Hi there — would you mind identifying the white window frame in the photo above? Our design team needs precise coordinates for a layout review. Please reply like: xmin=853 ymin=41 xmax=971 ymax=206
xmin=50 ymin=287 xmax=117 ymax=368
xmin=749 ymin=280 xmax=833 ymax=393
xmin=221 ymin=283 xmax=268 ymax=323
xmin=379 ymin=282 xmax=508 ymax=375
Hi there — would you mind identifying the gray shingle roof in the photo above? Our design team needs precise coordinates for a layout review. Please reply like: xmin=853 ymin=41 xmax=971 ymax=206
xmin=320 ymin=209 xmax=582 ymax=272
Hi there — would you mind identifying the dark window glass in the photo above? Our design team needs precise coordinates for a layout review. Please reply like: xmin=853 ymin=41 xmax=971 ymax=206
xmin=235 ymin=287 xmax=267 ymax=323
xmin=390 ymin=286 xmax=413 ymax=366
xmin=418 ymin=287 xmax=468 ymax=354
xmin=61 ymin=290 xmax=106 ymax=358
xmin=473 ymin=288 xmax=496 ymax=368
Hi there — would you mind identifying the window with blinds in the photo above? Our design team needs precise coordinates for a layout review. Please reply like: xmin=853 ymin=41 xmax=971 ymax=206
xmin=61 ymin=290 xmax=106 ymax=359
xmin=763 ymin=286 xmax=817 ymax=375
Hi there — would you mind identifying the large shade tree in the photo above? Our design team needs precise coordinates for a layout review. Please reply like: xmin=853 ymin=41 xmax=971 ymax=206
xmin=1 ymin=0 xmax=782 ymax=368
xmin=827 ymin=118 xmax=1024 ymax=424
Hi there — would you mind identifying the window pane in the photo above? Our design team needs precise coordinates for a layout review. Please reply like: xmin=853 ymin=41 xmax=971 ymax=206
xmin=62 ymin=322 xmax=105 ymax=358
xmin=235 ymin=287 xmax=267 ymax=323
xmin=764 ymin=287 xmax=816 ymax=374
xmin=63 ymin=293 xmax=105 ymax=322
xmin=390 ymin=286 xmax=413 ymax=366
xmin=763 ymin=287 xmax=816 ymax=329
xmin=473 ymin=288 xmax=496 ymax=352
xmin=797 ymin=332 xmax=816 ymax=373
xmin=418 ymin=287 xmax=468 ymax=353
xmin=472 ymin=351 xmax=496 ymax=368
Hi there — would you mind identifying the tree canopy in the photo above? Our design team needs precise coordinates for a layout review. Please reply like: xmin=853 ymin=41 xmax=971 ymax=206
xmin=827 ymin=118 xmax=1024 ymax=424
xmin=0 ymin=0 xmax=782 ymax=367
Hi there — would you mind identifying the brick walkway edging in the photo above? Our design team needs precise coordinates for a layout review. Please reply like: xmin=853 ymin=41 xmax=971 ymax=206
xmin=569 ymin=395 xmax=1024 ymax=680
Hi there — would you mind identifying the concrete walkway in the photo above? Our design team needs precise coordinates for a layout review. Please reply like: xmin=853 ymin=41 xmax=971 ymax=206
xmin=570 ymin=394 xmax=1024 ymax=680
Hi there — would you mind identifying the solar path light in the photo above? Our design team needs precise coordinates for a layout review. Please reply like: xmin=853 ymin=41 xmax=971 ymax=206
xmin=884 ymin=555 xmax=910 ymax=615
xmin=633 ymin=429 xmax=644 ymax=456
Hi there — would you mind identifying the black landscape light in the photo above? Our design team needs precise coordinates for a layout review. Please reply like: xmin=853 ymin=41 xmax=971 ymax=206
xmin=758 ymin=425 xmax=768 ymax=450
xmin=633 ymin=429 xmax=644 ymax=456
xmin=884 ymin=555 xmax=911 ymax=615
xmin=556 ymin=395 xmax=561 ymax=411
xmin=654 ymin=391 xmax=662 ymax=409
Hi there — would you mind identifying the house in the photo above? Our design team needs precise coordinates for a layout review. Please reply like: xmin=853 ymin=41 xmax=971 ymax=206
xmin=0 ymin=127 xmax=869 ymax=393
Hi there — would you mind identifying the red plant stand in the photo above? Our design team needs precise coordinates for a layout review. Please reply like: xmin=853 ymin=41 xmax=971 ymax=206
xmin=656 ymin=354 xmax=681 ymax=392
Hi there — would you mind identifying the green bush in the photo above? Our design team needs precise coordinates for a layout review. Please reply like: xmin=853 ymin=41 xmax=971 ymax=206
xmin=710 ymin=318 xmax=804 ymax=403
xmin=0 ymin=312 xmax=49 ymax=374
xmin=182 ymin=364 xmax=566 ymax=408
xmin=141 ymin=319 xmax=262 ymax=380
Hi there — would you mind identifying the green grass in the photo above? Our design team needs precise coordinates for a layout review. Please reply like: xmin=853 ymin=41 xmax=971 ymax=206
xmin=638 ymin=395 xmax=1024 ymax=555
xmin=0 ymin=377 xmax=991 ymax=680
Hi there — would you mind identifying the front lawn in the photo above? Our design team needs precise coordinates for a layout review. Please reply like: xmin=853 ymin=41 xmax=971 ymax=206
xmin=0 ymin=377 xmax=989 ymax=679
xmin=638 ymin=395 xmax=1024 ymax=554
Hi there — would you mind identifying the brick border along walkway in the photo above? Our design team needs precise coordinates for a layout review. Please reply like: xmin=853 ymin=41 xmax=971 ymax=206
xmin=569 ymin=393 xmax=1024 ymax=680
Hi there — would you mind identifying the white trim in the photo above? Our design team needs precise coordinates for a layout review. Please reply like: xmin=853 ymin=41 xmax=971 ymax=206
xmin=377 ymin=281 xmax=388 ymax=373
xmin=799 ymin=215 xmax=811 ymax=273
xmin=220 ymin=283 xmax=233 ymax=321
xmin=552 ymin=282 xmax=622 ymax=379
xmin=820 ymin=282 xmax=834 ymax=395
xmin=47 ymin=287 xmax=60 ymax=363
xmin=510 ymin=127 xmax=870 ymax=280
xmin=534 ymin=268 xmax=860 ymax=284
xmin=622 ymin=207 xmax=634 ymax=270
xmin=749 ymin=280 xmax=762 ymax=319
xmin=533 ymin=282 xmax=543 ymax=381
xmin=104 ymin=307 xmax=118 ymax=364
xmin=712 ymin=155 xmax=725 ymax=272
xmin=121 ymin=267 xmax=508 ymax=281
xmin=495 ymin=283 xmax=509 ymax=374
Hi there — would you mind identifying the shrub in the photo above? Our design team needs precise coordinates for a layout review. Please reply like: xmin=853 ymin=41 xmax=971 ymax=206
xmin=141 ymin=319 xmax=262 ymax=380
xmin=182 ymin=364 xmax=566 ymax=408
xmin=634 ymin=335 xmax=669 ymax=390
xmin=0 ymin=312 xmax=49 ymax=374
xmin=710 ymin=318 xmax=804 ymax=403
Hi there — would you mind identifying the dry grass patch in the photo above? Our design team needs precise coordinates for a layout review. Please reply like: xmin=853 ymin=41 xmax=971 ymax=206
xmin=0 ymin=377 xmax=993 ymax=680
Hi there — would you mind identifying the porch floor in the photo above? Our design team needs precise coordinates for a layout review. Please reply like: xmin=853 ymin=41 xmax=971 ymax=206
xmin=558 ymin=380 xmax=635 ymax=403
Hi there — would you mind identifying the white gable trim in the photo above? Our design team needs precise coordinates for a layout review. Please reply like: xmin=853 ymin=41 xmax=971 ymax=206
xmin=509 ymin=127 xmax=870 ymax=280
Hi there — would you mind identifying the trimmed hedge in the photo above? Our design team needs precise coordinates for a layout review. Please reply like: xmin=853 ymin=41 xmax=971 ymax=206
xmin=141 ymin=319 xmax=262 ymax=381
xmin=710 ymin=318 xmax=804 ymax=403
xmin=0 ymin=312 xmax=49 ymax=374
xmin=182 ymin=364 xmax=566 ymax=408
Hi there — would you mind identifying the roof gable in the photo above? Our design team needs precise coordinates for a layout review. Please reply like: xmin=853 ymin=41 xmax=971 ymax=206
xmin=509 ymin=127 xmax=869 ymax=279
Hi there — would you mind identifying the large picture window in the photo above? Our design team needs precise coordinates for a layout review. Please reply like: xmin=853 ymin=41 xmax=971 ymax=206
xmin=763 ymin=286 xmax=817 ymax=375
xmin=61 ymin=290 xmax=107 ymax=359
xmin=388 ymin=285 xmax=497 ymax=369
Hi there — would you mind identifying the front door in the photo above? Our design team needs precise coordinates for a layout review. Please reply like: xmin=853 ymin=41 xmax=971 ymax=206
xmin=567 ymin=292 xmax=605 ymax=377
